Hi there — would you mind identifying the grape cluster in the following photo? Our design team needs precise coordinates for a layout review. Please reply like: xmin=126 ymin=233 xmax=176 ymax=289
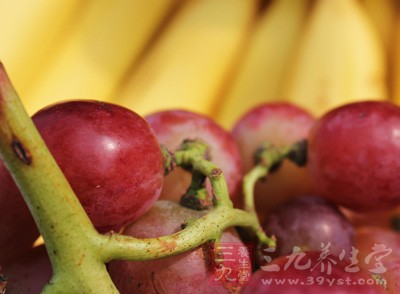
xmin=1 ymin=99 xmax=399 ymax=293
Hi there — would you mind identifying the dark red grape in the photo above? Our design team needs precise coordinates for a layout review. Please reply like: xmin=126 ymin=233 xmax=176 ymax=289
xmin=146 ymin=110 xmax=243 ymax=207
xmin=241 ymin=251 xmax=386 ymax=293
xmin=232 ymin=103 xmax=315 ymax=219
xmin=32 ymin=100 xmax=164 ymax=232
xmin=108 ymin=200 xmax=252 ymax=293
xmin=0 ymin=162 xmax=39 ymax=265
xmin=261 ymin=196 xmax=354 ymax=259
xmin=307 ymin=101 xmax=400 ymax=211
xmin=3 ymin=245 xmax=52 ymax=293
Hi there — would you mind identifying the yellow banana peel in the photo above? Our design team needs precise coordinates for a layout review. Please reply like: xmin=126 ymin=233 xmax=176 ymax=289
xmin=282 ymin=0 xmax=388 ymax=116
xmin=113 ymin=0 xmax=256 ymax=117
xmin=361 ymin=0 xmax=398 ymax=51
xmin=0 ymin=0 xmax=83 ymax=105
xmin=391 ymin=16 xmax=400 ymax=103
xmin=215 ymin=0 xmax=312 ymax=128
xmin=24 ymin=0 xmax=180 ymax=115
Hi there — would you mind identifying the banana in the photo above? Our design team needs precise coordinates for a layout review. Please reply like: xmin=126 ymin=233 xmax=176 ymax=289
xmin=24 ymin=0 xmax=180 ymax=115
xmin=281 ymin=0 xmax=388 ymax=116
xmin=113 ymin=0 xmax=256 ymax=117
xmin=0 ymin=0 xmax=83 ymax=105
xmin=361 ymin=0 xmax=398 ymax=51
xmin=361 ymin=0 xmax=398 ymax=99
xmin=391 ymin=16 xmax=400 ymax=103
xmin=214 ymin=0 xmax=312 ymax=129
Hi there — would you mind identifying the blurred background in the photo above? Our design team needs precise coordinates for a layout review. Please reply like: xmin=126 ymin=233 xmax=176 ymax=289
xmin=0 ymin=0 xmax=398 ymax=128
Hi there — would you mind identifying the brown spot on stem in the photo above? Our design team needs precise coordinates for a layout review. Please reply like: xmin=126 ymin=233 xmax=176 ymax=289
xmin=210 ymin=168 xmax=222 ymax=178
xmin=12 ymin=136 xmax=32 ymax=165
xmin=159 ymin=238 xmax=177 ymax=253
xmin=77 ymin=254 xmax=85 ymax=266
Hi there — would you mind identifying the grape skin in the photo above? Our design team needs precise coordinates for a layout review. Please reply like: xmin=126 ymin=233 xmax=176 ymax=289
xmin=108 ymin=200 xmax=251 ymax=294
xmin=3 ymin=245 xmax=52 ymax=293
xmin=32 ymin=100 xmax=164 ymax=232
xmin=146 ymin=110 xmax=243 ymax=207
xmin=307 ymin=101 xmax=400 ymax=211
xmin=241 ymin=251 xmax=386 ymax=294
xmin=0 ymin=163 xmax=39 ymax=264
xmin=262 ymin=195 xmax=354 ymax=259
xmin=232 ymin=102 xmax=315 ymax=219
xmin=355 ymin=226 xmax=400 ymax=293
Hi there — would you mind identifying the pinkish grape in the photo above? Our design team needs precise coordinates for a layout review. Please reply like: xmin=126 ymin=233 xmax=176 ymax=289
xmin=355 ymin=226 xmax=400 ymax=293
xmin=146 ymin=110 xmax=243 ymax=207
xmin=108 ymin=200 xmax=252 ymax=293
xmin=307 ymin=101 xmax=400 ymax=211
xmin=232 ymin=102 xmax=315 ymax=219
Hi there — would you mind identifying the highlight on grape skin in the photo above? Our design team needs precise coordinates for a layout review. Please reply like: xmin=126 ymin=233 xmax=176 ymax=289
xmin=31 ymin=100 xmax=165 ymax=232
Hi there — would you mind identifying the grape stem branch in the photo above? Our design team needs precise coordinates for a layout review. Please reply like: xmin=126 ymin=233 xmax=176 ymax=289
xmin=0 ymin=63 xmax=271 ymax=293
xmin=243 ymin=142 xmax=307 ymax=246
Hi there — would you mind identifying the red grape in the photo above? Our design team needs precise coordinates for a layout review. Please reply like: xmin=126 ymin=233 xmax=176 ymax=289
xmin=382 ymin=260 xmax=400 ymax=294
xmin=355 ymin=226 xmax=400 ymax=293
xmin=32 ymin=100 xmax=164 ymax=232
xmin=241 ymin=251 xmax=386 ymax=293
xmin=108 ymin=200 xmax=252 ymax=293
xmin=3 ymin=245 xmax=52 ymax=293
xmin=0 ymin=162 xmax=39 ymax=265
xmin=232 ymin=103 xmax=315 ymax=218
xmin=146 ymin=110 xmax=243 ymax=207
xmin=261 ymin=196 xmax=354 ymax=259
xmin=307 ymin=101 xmax=400 ymax=211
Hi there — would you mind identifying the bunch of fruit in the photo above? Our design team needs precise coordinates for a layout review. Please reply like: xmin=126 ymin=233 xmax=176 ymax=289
xmin=1 ymin=0 xmax=400 ymax=293
xmin=1 ymin=58 xmax=400 ymax=293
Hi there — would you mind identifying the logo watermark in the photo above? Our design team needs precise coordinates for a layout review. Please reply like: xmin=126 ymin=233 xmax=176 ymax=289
xmin=261 ymin=242 xmax=392 ymax=275
xmin=260 ymin=276 xmax=386 ymax=287
xmin=209 ymin=241 xmax=391 ymax=288
xmin=210 ymin=242 xmax=253 ymax=287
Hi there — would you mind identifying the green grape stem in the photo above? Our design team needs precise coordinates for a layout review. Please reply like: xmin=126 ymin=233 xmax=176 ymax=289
xmin=0 ymin=63 xmax=119 ymax=292
xmin=0 ymin=63 xmax=268 ymax=293
xmin=243 ymin=142 xmax=307 ymax=247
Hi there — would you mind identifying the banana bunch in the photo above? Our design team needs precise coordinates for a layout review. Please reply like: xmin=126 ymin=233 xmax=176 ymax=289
xmin=0 ymin=0 xmax=399 ymax=125
xmin=280 ymin=0 xmax=388 ymax=116
xmin=215 ymin=0 xmax=312 ymax=128
xmin=0 ymin=0 xmax=83 ymax=104
xmin=392 ymin=7 xmax=400 ymax=102
xmin=112 ymin=0 xmax=256 ymax=116
xmin=0 ymin=0 xmax=181 ymax=115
